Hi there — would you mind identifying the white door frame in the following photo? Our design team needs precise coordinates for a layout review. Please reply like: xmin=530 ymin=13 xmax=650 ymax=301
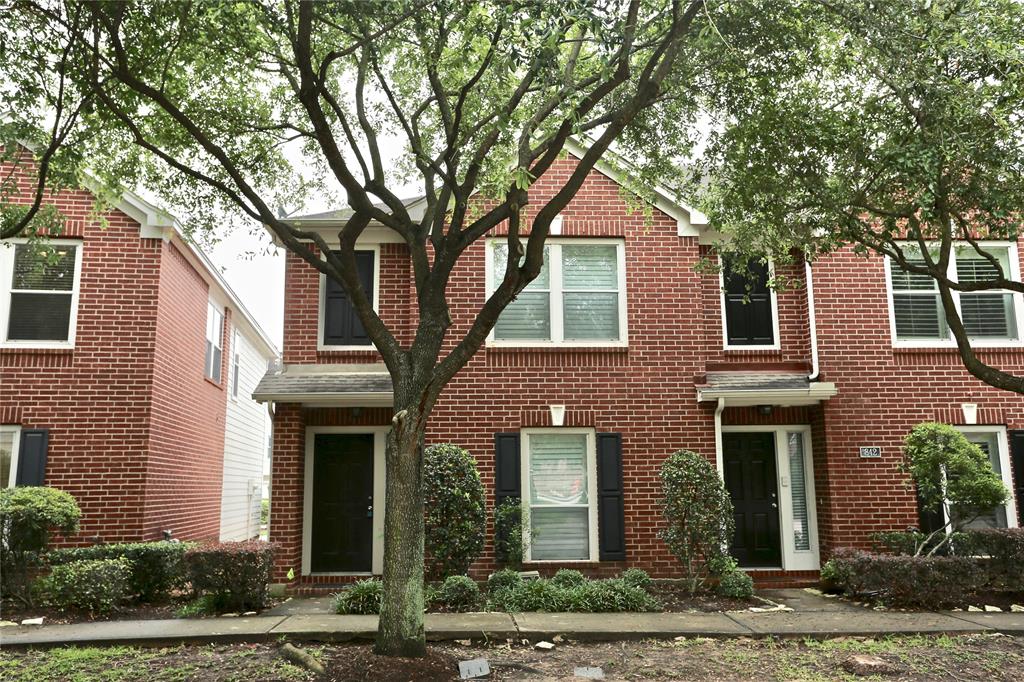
xmin=302 ymin=426 xmax=388 ymax=576
xmin=720 ymin=425 xmax=821 ymax=571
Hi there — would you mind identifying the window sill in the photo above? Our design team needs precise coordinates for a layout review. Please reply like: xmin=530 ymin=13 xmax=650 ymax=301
xmin=0 ymin=345 xmax=75 ymax=354
xmin=486 ymin=344 xmax=628 ymax=354
xmin=893 ymin=344 xmax=1024 ymax=353
xmin=317 ymin=346 xmax=378 ymax=353
xmin=204 ymin=377 xmax=223 ymax=389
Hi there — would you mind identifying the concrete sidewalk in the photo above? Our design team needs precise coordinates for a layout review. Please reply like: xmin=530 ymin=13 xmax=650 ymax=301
xmin=2 ymin=609 xmax=1022 ymax=648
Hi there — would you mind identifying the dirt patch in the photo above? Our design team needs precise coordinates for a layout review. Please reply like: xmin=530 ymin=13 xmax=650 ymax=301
xmin=649 ymin=582 xmax=756 ymax=612
xmin=0 ymin=595 xmax=285 ymax=625
xmin=318 ymin=646 xmax=458 ymax=681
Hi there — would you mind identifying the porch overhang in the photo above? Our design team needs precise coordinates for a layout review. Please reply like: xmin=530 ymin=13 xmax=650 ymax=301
xmin=252 ymin=363 xmax=393 ymax=407
xmin=696 ymin=372 xmax=838 ymax=407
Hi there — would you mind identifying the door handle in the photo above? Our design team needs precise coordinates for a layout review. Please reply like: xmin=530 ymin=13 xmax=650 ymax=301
xmin=771 ymin=502 xmax=778 ymax=509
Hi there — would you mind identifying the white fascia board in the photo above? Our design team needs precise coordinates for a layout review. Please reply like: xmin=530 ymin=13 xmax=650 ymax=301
xmin=250 ymin=391 xmax=394 ymax=406
xmin=695 ymin=383 xmax=839 ymax=406
xmin=562 ymin=138 xmax=707 ymax=237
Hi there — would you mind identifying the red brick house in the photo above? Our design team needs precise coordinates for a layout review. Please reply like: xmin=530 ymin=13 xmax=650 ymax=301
xmin=256 ymin=145 xmax=1023 ymax=590
xmin=1 ymin=157 xmax=278 ymax=543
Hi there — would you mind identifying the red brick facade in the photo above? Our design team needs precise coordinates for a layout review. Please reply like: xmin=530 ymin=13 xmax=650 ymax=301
xmin=2 ymin=158 xmax=244 ymax=543
xmin=268 ymin=155 xmax=1023 ymax=587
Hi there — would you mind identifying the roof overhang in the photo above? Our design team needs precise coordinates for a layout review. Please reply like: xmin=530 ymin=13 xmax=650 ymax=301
xmin=696 ymin=372 xmax=838 ymax=407
xmin=252 ymin=363 xmax=393 ymax=406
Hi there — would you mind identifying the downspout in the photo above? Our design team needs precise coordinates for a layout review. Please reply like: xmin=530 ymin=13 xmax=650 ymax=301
xmin=805 ymin=259 xmax=820 ymax=381
xmin=714 ymin=397 xmax=726 ymax=474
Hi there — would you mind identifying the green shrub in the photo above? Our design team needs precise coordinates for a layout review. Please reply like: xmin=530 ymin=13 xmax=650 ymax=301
xmin=423 ymin=443 xmax=486 ymax=579
xmin=620 ymin=568 xmax=652 ymax=589
xmin=488 ymin=577 xmax=660 ymax=613
xmin=551 ymin=568 xmax=586 ymax=588
xmin=184 ymin=541 xmax=275 ymax=612
xmin=49 ymin=541 xmax=193 ymax=602
xmin=260 ymin=498 xmax=270 ymax=527
xmin=334 ymin=578 xmax=383 ymax=615
xmin=717 ymin=569 xmax=754 ymax=599
xmin=175 ymin=595 xmax=219 ymax=618
xmin=45 ymin=558 xmax=132 ymax=614
xmin=825 ymin=547 xmax=981 ymax=608
xmin=487 ymin=568 xmax=523 ymax=592
xmin=493 ymin=498 xmax=525 ymax=569
xmin=0 ymin=486 xmax=81 ymax=605
xmin=658 ymin=450 xmax=735 ymax=594
xmin=439 ymin=575 xmax=480 ymax=611
xmin=965 ymin=528 xmax=1024 ymax=590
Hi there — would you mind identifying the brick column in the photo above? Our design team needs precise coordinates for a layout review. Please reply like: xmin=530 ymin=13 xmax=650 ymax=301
xmin=269 ymin=403 xmax=305 ymax=584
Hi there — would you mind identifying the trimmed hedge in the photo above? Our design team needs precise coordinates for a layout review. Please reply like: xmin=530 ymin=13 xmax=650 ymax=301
xmin=487 ymin=576 xmax=659 ymax=613
xmin=822 ymin=548 xmax=981 ymax=609
xmin=49 ymin=541 xmax=193 ymax=602
xmin=45 ymin=558 xmax=132 ymax=614
xmin=184 ymin=541 xmax=275 ymax=612
xmin=964 ymin=528 xmax=1024 ymax=590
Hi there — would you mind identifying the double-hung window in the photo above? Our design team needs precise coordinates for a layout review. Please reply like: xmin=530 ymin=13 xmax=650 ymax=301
xmin=489 ymin=240 xmax=626 ymax=345
xmin=721 ymin=257 xmax=777 ymax=348
xmin=0 ymin=240 xmax=83 ymax=346
xmin=522 ymin=429 xmax=598 ymax=561
xmin=0 ymin=425 xmax=20 ymax=489
xmin=888 ymin=243 xmax=1022 ymax=345
xmin=205 ymin=302 xmax=224 ymax=382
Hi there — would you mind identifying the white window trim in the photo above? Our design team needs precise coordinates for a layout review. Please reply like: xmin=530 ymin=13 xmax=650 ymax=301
xmin=316 ymin=244 xmax=381 ymax=352
xmin=946 ymin=425 xmax=1020 ymax=530
xmin=719 ymin=256 xmax=781 ymax=351
xmin=521 ymin=427 xmax=600 ymax=563
xmin=885 ymin=241 xmax=1024 ymax=349
xmin=229 ymin=329 xmax=240 ymax=400
xmin=302 ymin=426 xmax=388 ymax=576
xmin=720 ymin=425 xmax=821 ymax=571
xmin=1 ymin=424 xmax=21 ymax=488
xmin=485 ymin=238 xmax=629 ymax=348
xmin=0 ymin=238 xmax=84 ymax=350
xmin=205 ymin=301 xmax=225 ymax=382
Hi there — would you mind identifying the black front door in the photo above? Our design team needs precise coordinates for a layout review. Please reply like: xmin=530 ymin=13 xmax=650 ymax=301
xmin=723 ymin=432 xmax=782 ymax=567
xmin=311 ymin=434 xmax=374 ymax=573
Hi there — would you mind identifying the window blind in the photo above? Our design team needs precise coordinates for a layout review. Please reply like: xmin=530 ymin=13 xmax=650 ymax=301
xmin=787 ymin=433 xmax=811 ymax=551
xmin=528 ymin=433 xmax=590 ymax=560
xmin=7 ymin=245 xmax=77 ymax=342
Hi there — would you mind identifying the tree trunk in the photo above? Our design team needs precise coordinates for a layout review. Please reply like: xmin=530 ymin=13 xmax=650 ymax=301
xmin=374 ymin=408 xmax=427 ymax=657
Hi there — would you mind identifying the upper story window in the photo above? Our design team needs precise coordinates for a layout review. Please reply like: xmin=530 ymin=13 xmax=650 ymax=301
xmin=721 ymin=257 xmax=777 ymax=348
xmin=0 ymin=240 xmax=83 ymax=347
xmin=205 ymin=302 xmax=224 ymax=382
xmin=230 ymin=330 xmax=241 ymax=398
xmin=522 ymin=429 xmax=598 ymax=561
xmin=320 ymin=249 xmax=376 ymax=349
xmin=488 ymin=239 xmax=627 ymax=346
xmin=887 ymin=243 xmax=1022 ymax=346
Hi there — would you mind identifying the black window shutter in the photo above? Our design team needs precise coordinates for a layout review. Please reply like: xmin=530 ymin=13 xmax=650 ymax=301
xmin=16 ymin=429 xmax=49 ymax=486
xmin=323 ymin=251 xmax=375 ymax=346
xmin=597 ymin=432 xmax=626 ymax=561
xmin=723 ymin=258 xmax=774 ymax=346
xmin=1010 ymin=431 xmax=1024 ymax=527
xmin=494 ymin=433 xmax=521 ymax=507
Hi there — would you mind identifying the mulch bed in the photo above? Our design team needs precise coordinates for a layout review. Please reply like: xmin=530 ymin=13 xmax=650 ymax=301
xmin=648 ymin=582 xmax=758 ymax=612
xmin=319 ymin=646 xmax=459 ymax=682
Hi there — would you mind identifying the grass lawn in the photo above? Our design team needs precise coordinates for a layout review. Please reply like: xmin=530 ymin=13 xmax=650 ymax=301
xmin=0 ymin=633 xmax=1021 ymax=681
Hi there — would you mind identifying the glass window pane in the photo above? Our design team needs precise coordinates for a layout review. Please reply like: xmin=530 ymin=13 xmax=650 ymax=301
xmin=891 ymin=252 xmax=938 ymax=292
xmin=787 ymin=433 xmax=811 ymax=551
xmin=0 ymin=431 xmax=14 ymax=488
xmin=893 ymin=293 xmax=948 ymax=339
xmin=529 ymin=434 xmax=588 ymax=505
xmin=955 ymin=246 xmax=1011 ymax=284
xmin=492 ymin=243 xmax=549 ymax=289
xmin=494 ymin=292 xmax=551 ymax=340
xmin=563 ymin=292 xmax=619 ymax=340
xmin=7 ymin=292 xmax=72 ymax=341
xmin=562 ymin=245 xmax=618 ymax=289
xmin=13 ymin=245 xmax=76 ymax=291
xmin=953 ymin=434 xmax=1008 ymax=529
xmin=530 ymin=507 xmax=590 ymax=560
xmin=960 ymin=293 xmax=1017 ymax=339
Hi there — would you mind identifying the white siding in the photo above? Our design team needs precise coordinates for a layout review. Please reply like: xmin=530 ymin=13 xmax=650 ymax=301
xmin=220 ymin=327 xmax=271 ymax=540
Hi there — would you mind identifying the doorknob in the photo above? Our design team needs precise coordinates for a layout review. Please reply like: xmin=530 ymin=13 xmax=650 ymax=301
xmin=771 ymin=502 xmax=778 ymax=509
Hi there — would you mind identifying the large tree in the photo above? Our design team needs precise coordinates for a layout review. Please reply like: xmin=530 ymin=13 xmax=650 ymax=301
xmin=699 ymin=0 xmax=1024 ymax=392
xmin=1 ymin=0 xmax=728 ymax=656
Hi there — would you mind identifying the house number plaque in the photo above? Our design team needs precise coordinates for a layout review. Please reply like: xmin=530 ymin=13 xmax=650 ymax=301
xmin=859 ymin=446 xmax=882 ymax=459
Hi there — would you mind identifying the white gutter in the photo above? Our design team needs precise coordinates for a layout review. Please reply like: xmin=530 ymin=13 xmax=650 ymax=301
xmin=696 ymin=383 xmax=838 ymax=406
xmin=805 ymin=259 xmax=820 ymax=381
xmin=714 ymin=397 xmax=725 ymax=474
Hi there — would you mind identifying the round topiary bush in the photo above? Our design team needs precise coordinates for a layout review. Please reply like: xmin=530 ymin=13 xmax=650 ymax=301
xmin=423 ymin=443 xmax=486 ymax=579
xmin=0 ymin=486 xmax=81 ymax=605
xmin=487 ymin=568 xmax=523 ymax=592
xmin=439 ymin=575 xmax=480 ymax=611
xmin=717 ymin=569 xmax=754 ymax=599
xmin=658 ymin=449 xmax=735 ymax=594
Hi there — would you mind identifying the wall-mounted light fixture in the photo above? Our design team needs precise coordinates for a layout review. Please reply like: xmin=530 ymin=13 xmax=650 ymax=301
xmin=350 ymin=406 xmax=363 ymax=420
xmin=757 ymin=404 xmax=773 ymax=416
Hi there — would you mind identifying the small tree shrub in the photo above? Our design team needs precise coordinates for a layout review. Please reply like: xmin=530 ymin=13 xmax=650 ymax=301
xmin=49 ymin=541 xmax=193 ymax=602
xmin=493 ymin=498 xmax=525 ymax=569
xmin=824 ymin=548 xmax=981 ymax=608
xmin=334 ymin=578 xmax=383 ymax=615
xmin=423 ymin=443 xmax=486 ymax=580
xmin=0 ymin=486 xmax=81 ymax=604
xmin=44 ymin=558 xmax=132 ymax=614
xmin=438 ymin=575 xmax=480 ymax=611
xmin=902 ymin=423 xmax=1009 ymax=555
xmin=487 ymin=568 xmax=523 ymax=592
xmin=716 ymin=570 xmax=754 ymax=599
xmin=184 ymin=541 xmax=275 ymax=612
xmin=620 ymin=568 xmax=652 ymax=589
xmin=658 ymin=450 xmax=735 ymax=594
xmin=551 ymin=568 xmax=586 ymax=588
